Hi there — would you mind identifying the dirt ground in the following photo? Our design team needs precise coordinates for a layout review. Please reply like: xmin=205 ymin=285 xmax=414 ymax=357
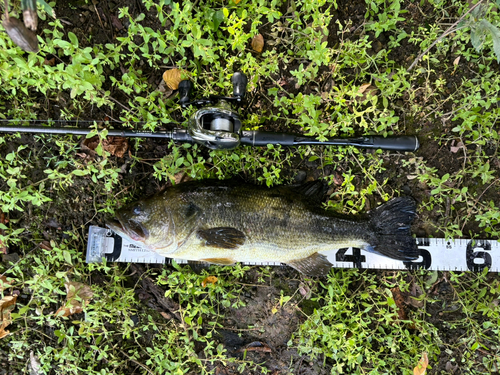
xmin=1 ymin=0 xmax=500 ymax=374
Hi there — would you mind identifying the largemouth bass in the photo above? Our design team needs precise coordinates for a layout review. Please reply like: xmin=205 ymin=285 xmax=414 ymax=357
xmin=107 ymin=181 xmax=419 ymax=276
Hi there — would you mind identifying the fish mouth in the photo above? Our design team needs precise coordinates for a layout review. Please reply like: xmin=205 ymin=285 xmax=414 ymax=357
xmin=106 ymin=215 xmax=149 ymax=243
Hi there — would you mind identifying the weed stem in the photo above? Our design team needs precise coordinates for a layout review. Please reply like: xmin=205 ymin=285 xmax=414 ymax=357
xmin=407 ymin=0 xmax=485 ymax=72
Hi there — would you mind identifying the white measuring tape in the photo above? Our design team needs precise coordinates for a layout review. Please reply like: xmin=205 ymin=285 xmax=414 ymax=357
xmin=86 ymin=226 xmax=500 ymax=272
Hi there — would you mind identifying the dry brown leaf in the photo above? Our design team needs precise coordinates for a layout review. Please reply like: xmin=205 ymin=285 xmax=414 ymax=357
xmin=356 ymin=83 xmax=378 ymax=102
xmin=202 ymin=276 xmax=218 ymax=287
xmin=0 ymin=295 xmax=17 ymax=339
xmin=237 ymin=341 xmax=272 ymax=353
xmin=102 ymin=136 xmax=129 ymax=158
xmin=55 ymin=281 xmax=93 ymax=318
xmin=450 ymin=141 xmax=464 ymax=154
xmin=453 ymin=56 xmax=460 ymax=66
xmin=160 ymin=311 xmax=172 ymax=320
xmin=0 ymin=276 xmax=12 ymax=293
xmin=251 ymin=34 xmax=264 ymax=53
xmin=162 ymin=68 xmax=187 ymax=90
xmin=414 ymin=352 xmax=428 ymax=375
xmin=233 ymin=0 xmax=241 ymax=4
xmin=23 ymin=9 xmax=38 ymax=31
xmin=391 ymin=287 xmax=407 ymax=320
xmin=0 ymin=212 xmax=7 ymax=255
xmin=2 ymin=16 xmax=39 ymax=53
xmin=174 ymin=172 xmax=192 ymax=185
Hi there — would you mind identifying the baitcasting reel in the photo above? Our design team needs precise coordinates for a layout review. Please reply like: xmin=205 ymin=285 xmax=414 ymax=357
xmin=179 ymin=72 xmax=247 ymax=150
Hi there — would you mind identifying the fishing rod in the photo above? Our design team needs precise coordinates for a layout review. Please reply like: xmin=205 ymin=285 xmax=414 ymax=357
xmin=0 ymin=72 xmax=419 ymax=152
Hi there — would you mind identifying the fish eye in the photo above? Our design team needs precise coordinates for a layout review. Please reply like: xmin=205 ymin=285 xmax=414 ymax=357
xmin=132 ymin=206 xmax=143 ymax=215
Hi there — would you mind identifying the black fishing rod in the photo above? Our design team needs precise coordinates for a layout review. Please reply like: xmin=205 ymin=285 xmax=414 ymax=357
xmin=0 ymin=73 xmax=419 ymax=152
xmin=0 ymin=124 xmax=419 ymax=151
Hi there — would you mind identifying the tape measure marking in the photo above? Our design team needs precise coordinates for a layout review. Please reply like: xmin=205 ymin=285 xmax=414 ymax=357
xmin=85 ymin=226 xmax=500 ymax=272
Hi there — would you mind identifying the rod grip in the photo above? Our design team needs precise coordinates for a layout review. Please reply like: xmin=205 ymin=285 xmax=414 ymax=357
xmin=240 ymin=131 xmax=296 ymax=146
xmin=367 ymin=136 xmax=419 ymax=151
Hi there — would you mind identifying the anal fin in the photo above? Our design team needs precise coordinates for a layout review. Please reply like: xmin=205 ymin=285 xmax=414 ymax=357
xmin=286 ymin=253 xmax=333 ymax=276
xmin=200 ymin=257 xmax=236 ymax=266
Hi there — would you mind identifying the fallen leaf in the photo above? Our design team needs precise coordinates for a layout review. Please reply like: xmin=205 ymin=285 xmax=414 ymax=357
xmin=43 ymin=56 xmax=56 ymax=66
xmin=0 ymin=212 xmax=7 ymax=254
xmin=450 ymin=141 xmax=464 ymax=153
xmin=174 ymin=172 xmax=191 ymax=185
xmin=237 ymin=341 xmax=272 ymax=353
xmin=251 ymin=34 xmax=264 ymax=53
xmin=0 ymin=295 xmax=17 ymax=339
xmin=0 ymin=276 xmax=13 ymax=293
xmin=407 ymin=282 xmax=424 ymax=308
xmin=233 ymin=0 xmax=241 ymax=3
xmin=111 ymin=14 xmax=124 ymax=30
xmin=29 ymin=351 xmax=42 ymax=375
xmin=414 ymin=352 xmax=428 ymax=375
xmin=82 ymin=136 xmax=129 ymax=158
xmin=391 ymin=287 xmax=407 ymax=320
xmin=202 ymin=276 xmax=218 ymax=287
xmin=453 ymin=56 xmax=460 ymax=66
xmin=55 ymin=281 xmax=93 ymax=317
xmin=102 ymin=137 xmax=129 ymax=158
xmin=2 ymin=16 xmax=39 ymax=52
xmin=23 ymin=9 xmax=38 ymax=31
xmin=160 ymin=311 xmax=172 ymax=320
xmin=356 ymin=83 xmax=378 ymax=102
xmin=163 ymin=68 xmax=188 ymax=90
xmin=81 ymin=136 xmax=99 ymax=158
xmin=298 ymin=282 xmax=312 ymax=299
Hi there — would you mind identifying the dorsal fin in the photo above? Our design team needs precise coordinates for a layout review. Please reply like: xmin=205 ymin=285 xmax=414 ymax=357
xmin=278 ymin=180 xmax=328 ymax=206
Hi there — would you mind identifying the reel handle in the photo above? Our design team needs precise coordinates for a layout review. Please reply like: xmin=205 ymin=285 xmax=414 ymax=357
xmin=178 ymin=80 xmax=193 ymax=107
xmin=232 ymin=72 xmax=247 ymax=101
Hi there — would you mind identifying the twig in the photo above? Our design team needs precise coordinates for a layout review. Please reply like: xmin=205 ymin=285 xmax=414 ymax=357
xmin=460 ymin=177 xmax=499 ymax=233
xmin=130 ymin=263 xmax=184 ymax=324
xmin=407 ymin=0 xmax=485 ymax=72
xmin=119 ymin=349 xmax=155 ymax=375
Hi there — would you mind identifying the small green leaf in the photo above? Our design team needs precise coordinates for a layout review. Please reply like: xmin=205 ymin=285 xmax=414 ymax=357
xmin=36 ymin=0 xmax=56 ymax=18
xmin=63 ymin=250 xmax=73 ymax=265
xmin=482 ymin=20 xmax=500 ymax=63
xmin=213 ymin=10 xmax=225 ymax=31
xmin=68 ymin=32 xmax=78 ymax=48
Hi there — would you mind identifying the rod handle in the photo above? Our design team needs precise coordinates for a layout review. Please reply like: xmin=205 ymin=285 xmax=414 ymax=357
xmin=240 ymin=131 xmax=295 ymax=146
xmin=367 ymin=136 xmax=419 ymax=151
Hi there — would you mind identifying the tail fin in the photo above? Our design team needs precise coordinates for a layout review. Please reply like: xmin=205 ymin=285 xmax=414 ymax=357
xmin=367 ymin=197 xmax=419 ymax=260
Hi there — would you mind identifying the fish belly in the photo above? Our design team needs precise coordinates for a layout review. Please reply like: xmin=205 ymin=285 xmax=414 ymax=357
xmin=161 ymin=228 xmax=371 ymax=264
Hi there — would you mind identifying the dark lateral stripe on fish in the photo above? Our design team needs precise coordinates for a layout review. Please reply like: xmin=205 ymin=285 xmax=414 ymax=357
xmin=197 ymin=227 xmax=246 ymax=249
xmin=287 ymin=253 xmax=333 ymax=276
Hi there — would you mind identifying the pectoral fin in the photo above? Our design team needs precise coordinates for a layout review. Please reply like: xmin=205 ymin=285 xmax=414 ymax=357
xmin=197 ymin=227 xmax=246 ymax=249
xmin=286 ymin=253 xmax=333 ymax=276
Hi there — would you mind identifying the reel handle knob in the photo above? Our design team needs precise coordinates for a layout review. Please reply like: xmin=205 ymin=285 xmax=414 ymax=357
xmin=232 ymin=72 xmax=247 ymax=100
xmin=179 ymin=80 xmax=193 ymax=107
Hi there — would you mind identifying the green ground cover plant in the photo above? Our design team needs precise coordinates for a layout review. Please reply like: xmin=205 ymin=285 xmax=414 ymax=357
xmin=1 ymin=0 xmax=500 ymax=373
